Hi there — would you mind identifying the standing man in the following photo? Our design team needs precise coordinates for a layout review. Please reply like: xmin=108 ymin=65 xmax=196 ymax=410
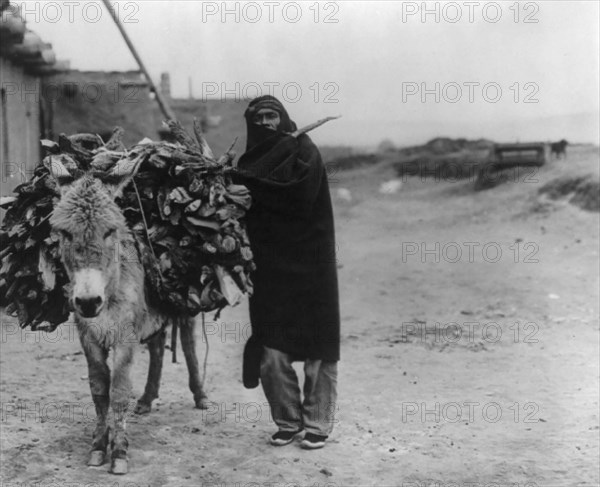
xmin=233 ymin=95 xmax=340 ymax=450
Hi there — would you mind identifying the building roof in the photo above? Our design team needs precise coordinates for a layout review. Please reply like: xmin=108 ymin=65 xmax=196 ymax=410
xmin=0 ymin=1 xmax=69 ymax=75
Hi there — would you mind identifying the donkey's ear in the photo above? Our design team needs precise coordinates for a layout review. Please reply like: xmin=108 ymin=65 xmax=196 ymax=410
xmin=44 ymin=155 xmax=75 ymax=195
xmin=104 ymin=155 xmax=143 ymax=199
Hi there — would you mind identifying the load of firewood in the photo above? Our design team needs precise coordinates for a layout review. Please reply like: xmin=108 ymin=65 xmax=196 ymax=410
xmin=0 ymin=163 xmax=70 ymax=328
xmin=0 ymin=120 xmax=255 ymax=330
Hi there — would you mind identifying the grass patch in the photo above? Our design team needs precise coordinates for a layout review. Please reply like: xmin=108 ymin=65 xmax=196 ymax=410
xmin=539 ymin=175 xmax=600 ymax=212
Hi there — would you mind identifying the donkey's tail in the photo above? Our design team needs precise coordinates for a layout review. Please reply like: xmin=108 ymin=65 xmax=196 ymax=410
xmin=171 ymin=317 xmax=178 ymax=363
xmin=139 ymin=314 xmax=178 ymax=365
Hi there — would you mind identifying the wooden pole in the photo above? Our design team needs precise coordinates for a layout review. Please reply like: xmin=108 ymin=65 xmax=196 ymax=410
xmin=101 ymin=0 xmax=176 ymax=121
xmin=289 ymin=116 xmax=341 ymax=137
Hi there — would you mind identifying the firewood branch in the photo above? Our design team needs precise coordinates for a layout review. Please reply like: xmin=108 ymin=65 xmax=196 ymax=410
xmin=289 ymin=116 xmax=341 ymax=138
xmin=193 ymin=117 xmax=215 ymax=159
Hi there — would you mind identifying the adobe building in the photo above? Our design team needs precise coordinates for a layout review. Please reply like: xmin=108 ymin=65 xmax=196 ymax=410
xmin=0 ymin=1 xmax=68 ymax=197
xmin=44 ymin=69 xmax=158 ymax=147
xmin=47 ymin=71 xmax=248 ymax=159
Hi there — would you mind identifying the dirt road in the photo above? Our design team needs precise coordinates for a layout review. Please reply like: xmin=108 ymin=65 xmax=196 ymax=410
xmin=1 ymin=145 xmax=598 ymax=487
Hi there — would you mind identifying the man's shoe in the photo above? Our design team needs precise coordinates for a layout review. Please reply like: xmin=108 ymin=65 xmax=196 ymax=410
xmin=300 ymin=433 xmax=327 ymax=449
xmin=270 ymin=430 xmax=303 ymax=446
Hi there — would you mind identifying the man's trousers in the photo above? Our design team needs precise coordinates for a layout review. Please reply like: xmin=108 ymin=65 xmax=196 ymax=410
xmin=260 ymin=346 xmax=338 ymax=436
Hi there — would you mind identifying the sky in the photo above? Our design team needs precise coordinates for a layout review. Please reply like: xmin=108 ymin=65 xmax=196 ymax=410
xmin=15 ymin=0 xmax=600 ymax=147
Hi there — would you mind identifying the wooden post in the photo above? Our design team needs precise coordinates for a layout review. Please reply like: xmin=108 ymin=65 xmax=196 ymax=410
xmin=100 ymin=0 xmax=176 ymax=121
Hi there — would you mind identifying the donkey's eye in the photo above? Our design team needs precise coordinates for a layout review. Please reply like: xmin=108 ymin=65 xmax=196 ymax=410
xmin=103 ymin=229 xmax=117 ymax=240
xmin=59 ymin=230 xmax=72 ymax=241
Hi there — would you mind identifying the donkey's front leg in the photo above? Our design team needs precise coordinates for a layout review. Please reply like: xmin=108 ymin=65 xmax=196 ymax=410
xmin=79 ymin=336 xmax=110 ymax=467
xmin=135 ymin=328 xmax=166 ymax=415
xmin=179 ymin=317 xmax=210 ymax=409
xmin=109 ymin=343 xmax=135 ymax=475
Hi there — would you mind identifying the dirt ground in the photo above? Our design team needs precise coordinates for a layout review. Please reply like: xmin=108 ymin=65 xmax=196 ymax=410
xmin=1 ymin=145 xmax=599 ymax=487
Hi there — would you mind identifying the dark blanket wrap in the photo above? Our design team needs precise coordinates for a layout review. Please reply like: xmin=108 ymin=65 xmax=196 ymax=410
xmin=233 ymin=126 xmax=341 ymax=375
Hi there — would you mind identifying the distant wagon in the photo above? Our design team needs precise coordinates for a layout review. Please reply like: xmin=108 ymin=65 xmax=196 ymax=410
xmin=490 ymin=142 xmax=549 ymax=167
xmin=475 ymin=142 xmax=549 ymax=189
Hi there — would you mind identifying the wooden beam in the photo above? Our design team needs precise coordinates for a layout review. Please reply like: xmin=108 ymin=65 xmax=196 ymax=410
xmin=101 ymin=0 xmax=176 ymax=121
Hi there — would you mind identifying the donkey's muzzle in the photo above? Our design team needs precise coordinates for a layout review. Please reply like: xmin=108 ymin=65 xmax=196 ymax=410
xmin=75 ymin=296 xmax=104 ymax=318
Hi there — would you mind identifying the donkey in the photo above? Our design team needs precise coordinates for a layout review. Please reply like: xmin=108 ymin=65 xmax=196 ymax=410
xmin=48 ymin=158 xmax=209 ymax=474
xmin=550 ymin=139 xmax=568 ymax=159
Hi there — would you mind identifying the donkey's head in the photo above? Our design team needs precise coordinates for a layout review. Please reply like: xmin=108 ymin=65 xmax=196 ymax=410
xmin=48 ymin=157 xmax=138 ymax=318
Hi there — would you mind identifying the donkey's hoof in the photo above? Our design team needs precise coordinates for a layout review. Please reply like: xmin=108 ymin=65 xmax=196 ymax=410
xmin=134 ymin=400 xmax=152 ymax=415
xmin=110 ymin=458 xmax=128 ymax=475
xmin=195 ymin=396 xmax=211 ymax=410
xmin=88 ymin=450 xmax=106 ymax=466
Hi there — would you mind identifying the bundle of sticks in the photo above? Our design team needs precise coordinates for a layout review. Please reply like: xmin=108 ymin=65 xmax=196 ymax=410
xmin=0 ymin=120 xmax=255 ymax=330
xmin=0 ymin=164 xmax=70 ymax=329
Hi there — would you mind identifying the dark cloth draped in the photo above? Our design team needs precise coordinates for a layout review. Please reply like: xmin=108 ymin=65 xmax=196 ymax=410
xmin=233 ymin=124 xmax=340 ymax=378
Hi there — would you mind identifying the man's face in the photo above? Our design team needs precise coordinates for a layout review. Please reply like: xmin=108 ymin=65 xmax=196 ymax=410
xmin=252 ymin=108 xmax=281 ymax=131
